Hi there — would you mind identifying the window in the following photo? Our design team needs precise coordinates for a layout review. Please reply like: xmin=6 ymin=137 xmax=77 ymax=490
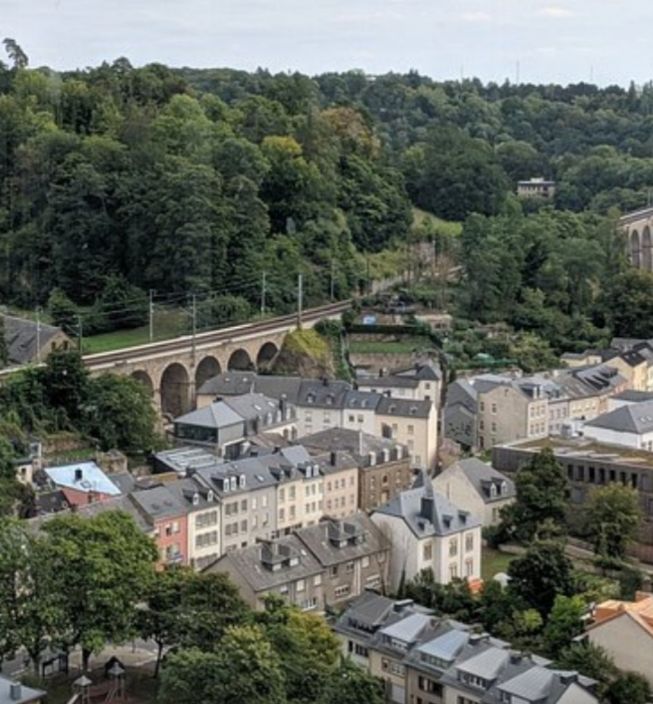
xmin=279 ymin=488 xmax=285 ymax=502
xmin=334 ymin=584 xmax=351 ymax=599
xmin=423 ymin=543 xmax=432 ymax=561
xmin=407 ymin=424 xmax=414 ymax=435
xmin=465 ymin=533 xmax=474 ymax=552
xmin=449 ymin=563 xmax=458 ymax=580
xmin=449 ymin=538 xmax=458 ymax=557
xmin=362 ymin=556 xmax=370 ymax=568
xmin=330 ymin=565 xmax=338 ymax=577
xmin=289 ymin=487 xmax=296 ymax=500
xmin=196 ymin=510 xmax=218 ymax=529
xmin=240 ymin=520 xmax=247 ymax=532
xmin=296 ymin=579 xmax=305 ymax=592
xmin=279 ymin=508 xmax=285 ymax=521
xmin=491 ymin=403 xmax=497 ymax=414
xmin=314 ymin=574 xmax=322 ymax=586
xmin=345 ymin=561 xmax=355 ymax=574
xmin=240 ymin=499 xmax=247 ymax=512
xmin=465 ymin=559 xmax=474 ymax=577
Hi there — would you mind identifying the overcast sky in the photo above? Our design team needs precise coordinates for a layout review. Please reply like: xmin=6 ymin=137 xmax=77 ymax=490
xmin=2 ymin=0 xmax=651 ymax=86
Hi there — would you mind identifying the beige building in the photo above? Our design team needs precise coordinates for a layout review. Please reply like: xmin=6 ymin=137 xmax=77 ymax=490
xmin=585 ymin=593 xmax=653 ymax=688
xmin=356 ymin=360 xmax=442 ymax=406
xmin=300 ymin=428 xmax=413 ymax=513
xmin=433 ymin=458 xmax=515 ymax=527
xmin=375 ymin=397 xmax=437 ymax=469
xmin=207 ymin=513 xmax=389 ymax=612
xmin=315 ymin=451 xmax=359 ymax=519
xmin=517 ymin=177 xmax=555 ymax=199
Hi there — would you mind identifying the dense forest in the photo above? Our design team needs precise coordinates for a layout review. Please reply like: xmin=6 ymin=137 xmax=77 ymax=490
xmin=1 ymin=43 xmax=652 ymax=347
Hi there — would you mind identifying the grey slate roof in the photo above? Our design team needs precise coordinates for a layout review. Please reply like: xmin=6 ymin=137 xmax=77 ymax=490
xmin=299 ymin=427 xmax=407 ymax=465
xmin=334 ymin=591 xmax=398 ymax=634
xmin=415 ymin=626 xmax=470 ymax=662
xmin=2 ymin=315 xmax=66 ymax=365
xmin=174 ymin=401 xmax=242 ymax=429
xmin=206 ymin=534 xmax=322 ymax=592
xmin=376 ymin=396 xmax=431 ymax=419
xmin=585 ymin=400 xmax=653 ymax=434
xmin=373 ymin=473 xmax=480 ymax=537
xmin=454 ymin=458 xmax=515 ymax=503
xmin=379 ymin=612 xmax=433 ymax=643
xmin=129 ymin=486 xmax=187 ymax=520
xmin=612 ymin=389 xmax=653 ymax=403
xmin=295 ymin=512 xmax=389 ymax=567
xmin=457 ymin=646 xmax=510 ymax=679
xmin=154 ymin=446 xmax=224 ymax=475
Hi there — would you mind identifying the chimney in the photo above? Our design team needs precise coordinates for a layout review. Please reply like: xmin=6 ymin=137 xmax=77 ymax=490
xmin=322 ymin=377 xmax=329 ymax=386
xmin=74 ymin=467 xmax=83 ymax=482
xmin=9 ymin=683 xmax=22 ymax=701
xmin=330 ymin=451 xmax=337 ymax=467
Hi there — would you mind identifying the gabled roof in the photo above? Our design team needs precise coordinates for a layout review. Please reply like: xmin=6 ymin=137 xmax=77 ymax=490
xmin=129 ymin=486 xmax=187 ymax=520
xmin=585 ymin=400 xmax=653 ymax=435
xmin=206 ymin=534 xmax=322 ymax=592
xmin=416 ymin=626 xmax=470 ymax=662
xmin=44 ymin=462 xmax=121 ymax=496
xmin=2 ymin=314 xmax=66 ymax=365
xmin=376 ymin=396 xmax=431 ymax=419
xmin=456 ymin=646 xmax=510 ymax=680
xmin=373 ymin=474 xmax=480 ymax=537
xmin=451 ymin=458 xmax=515 ymax=503
xmin=295 ymin=512 xmax=389 ymax=567
xmin=174 ymin=401 xmax=242 ymax=429
xmin=379 ymin=612 xmax=432 ymax=643
xmin=299 ymin=427 xmax=407 ymax=463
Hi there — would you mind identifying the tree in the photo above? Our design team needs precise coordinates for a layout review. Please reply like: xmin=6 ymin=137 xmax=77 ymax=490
xmin=0 ymin=520 xmax=65 ymax=673
xmin=47 ymin=289 xmax=78 ymax=337
xmin=507 ymin=541 xmax=574 ymax=615
xmin=258 ymin=598 xmax=339 ymax=704
xmin=83 ymin=374 xmax=157 ymax=453
xmin=139 ymin=568 xmax=193 ymax=678
xmin=500 ymin=448 xmax=568 ymax=543
xmin=317 ymin=658 xmax=384 ymax=704
xmin=44 ymin=511 xmax=158 ymax=669
xmin=605 ymin=269 xmax=653 ymax=338
xmin=87 ymin=275 xmax=148 ymax=334
xmin=556 ymin=642 xmax=618 ymax=701
xmin=606 ymin=672 xmax=651 ymax=704
xmin=2 ymin=39 xmax=28 ymax=69
xmin=585 ymin=484 xmax=641 ymax=560
xmin=542 ymin=595 xmax=586 ymax=657
xmin=39 ymin=350 xmax=89 ymax=426
xmin=175 ymin=572 xmax=249 ymax=651
xmin=159 ymin=626 xmax=286 ymax=704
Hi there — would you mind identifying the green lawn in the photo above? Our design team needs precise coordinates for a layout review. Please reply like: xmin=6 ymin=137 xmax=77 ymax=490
xmin=348 ymin=338 xmax=434 ymax=355
xmin=81 ymin=309 xmax=187 ymax=354
xmin=481 ymin=547 xmax=514 ymax=582
xmin=412 ymin=207 xmax=462 ymax=237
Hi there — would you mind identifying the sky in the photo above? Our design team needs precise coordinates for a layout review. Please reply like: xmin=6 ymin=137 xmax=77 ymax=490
xmin=2 ymin=0 xmax=652 ymax=86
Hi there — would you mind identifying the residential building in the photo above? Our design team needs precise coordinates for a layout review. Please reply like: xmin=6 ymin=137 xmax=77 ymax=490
xmin=517 ymin=177 xmax=556 ymax=199
xmin=166 ymin=477 xmax=220 ymax=570
xmin=433 ymin=458 xmax=515 ymax=527
xmin=583 ymin=399 xmax=653 ymax=450
xmin=444 ymin=364 xmax=627 ymax=452
xmin=313 ymin=450 xmax=359 ymax=519
xmin=492 ymin=436 xmax=653 ymax=547
xmin=41 ymin=462 xmax=122 ymax=507
xmin=334 ymin=592 xmax=599 ymax=704
xmin=2 ymin=314 xmax=71 ymax=366
xmin=300 ymin=428 xmax=413 ymax=512
xmin=585 ymin=592 xmax=653 ymax=688
xmin=173 ymin=392 xmax=297 ymax=457
xmin=206 ymin=534 xmax=325 ymax=612
xmin=129 ymin=487 xmax=189 ymax=567
xmin=295 ymin=513 xmax=390 ymax=604
xmin=357 ymin=360 xmax=442 ymax=406
xmin=207 ymin=512 xmax=389 ymax=610
xmin=375 ymin=396 xmax=437 ymax=469
xmin=197 ymin=372 xmax=437 ymax=468
xmin=371 ymin=472 xmax=482 ymax=590
xmin=0 ymin=677 xmax=45 ymax=704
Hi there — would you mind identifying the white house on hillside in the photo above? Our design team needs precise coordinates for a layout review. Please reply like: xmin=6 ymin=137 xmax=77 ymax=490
xmin=433 ymin=458 xmax=515 ymax=527
xmin=583 ymin=400 xmax=653 ymax=450
xmin=371 ymin=472 xmax=482 ymax=591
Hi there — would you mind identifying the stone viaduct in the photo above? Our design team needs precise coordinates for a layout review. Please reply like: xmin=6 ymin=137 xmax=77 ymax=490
xmin=620 ymin=206 xmax=653 ymax=271
xmin=83 ymin=301 xmax=350 ymax=418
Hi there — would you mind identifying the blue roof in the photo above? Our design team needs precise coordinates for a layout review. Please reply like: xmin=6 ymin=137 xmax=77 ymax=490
xmin=44 ymin=462 xmax=121 ymax=496
xmin=417 ymin=628 xmax=469 ymax=661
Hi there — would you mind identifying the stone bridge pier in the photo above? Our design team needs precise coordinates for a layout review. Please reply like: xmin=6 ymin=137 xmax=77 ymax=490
xmin=620 ymin=207 xmax=653 ymax=272
xmin=99 ymin=335 xmax=284 ymax=418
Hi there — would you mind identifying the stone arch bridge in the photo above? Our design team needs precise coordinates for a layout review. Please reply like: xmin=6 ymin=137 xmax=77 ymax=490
xmin=83 ymin=301 xmax=349 ymax=418
xmin=620 ymin=207 xmax=653 ymax=271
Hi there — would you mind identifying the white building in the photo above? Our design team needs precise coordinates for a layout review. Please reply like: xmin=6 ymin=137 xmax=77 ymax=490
xmin=433 ymin=458 xmax=515 ymax=527
xmin=583 ymin=399 xmax=653 ymax=450
xmin=371 ymin=472 xmax=482 ymax=590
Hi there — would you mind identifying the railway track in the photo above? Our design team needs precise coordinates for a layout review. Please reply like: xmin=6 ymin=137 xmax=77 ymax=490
xmin=82 ymin=299 xmax=353 ymax=369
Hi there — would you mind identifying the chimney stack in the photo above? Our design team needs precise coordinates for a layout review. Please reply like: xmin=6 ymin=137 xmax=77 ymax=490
xmin=9 ymin=683 xmax=22 ymax=701
xmin=330 ymin=451 xmax=337 ymax=467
